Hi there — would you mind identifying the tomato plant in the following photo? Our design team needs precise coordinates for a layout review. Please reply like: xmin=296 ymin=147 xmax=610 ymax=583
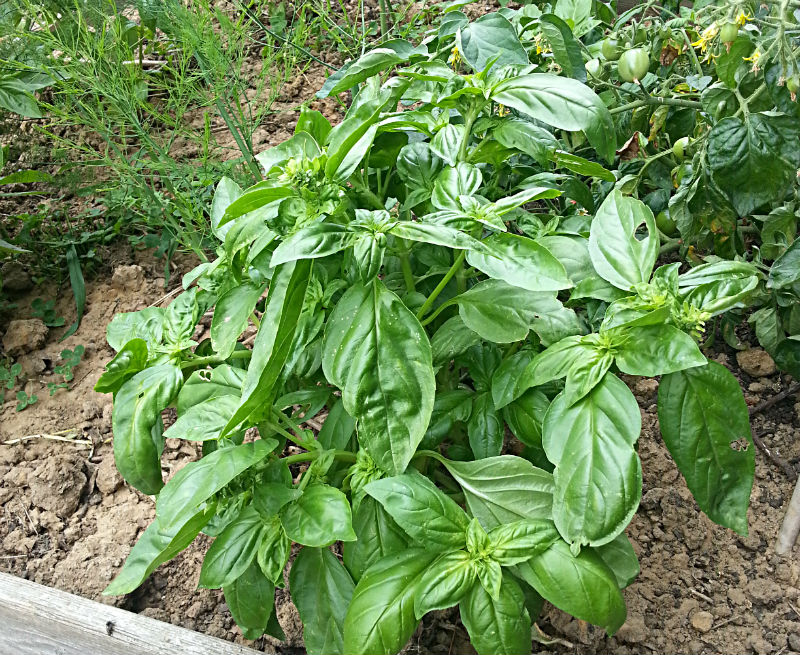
xmin=95 ymin=1 xmax=800 ymax=652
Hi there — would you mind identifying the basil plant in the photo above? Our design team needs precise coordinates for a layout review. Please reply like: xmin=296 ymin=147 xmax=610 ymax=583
xmin=97 ymin=18 xmax=757 ymax=655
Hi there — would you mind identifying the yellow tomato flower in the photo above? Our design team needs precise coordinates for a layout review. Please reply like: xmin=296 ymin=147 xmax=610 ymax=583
xmin=736 ymin=11 xmax=753 ymax=26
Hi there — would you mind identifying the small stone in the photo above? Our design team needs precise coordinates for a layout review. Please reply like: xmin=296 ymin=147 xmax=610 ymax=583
xmin=634 ymin=378 xmax=659 ymax=398
xmin=16 ymin=354 xmax=46 ymax=377
xmin=690 ymin=610 xmax=714 ymax=633
xmin=748 ymin=382 xmax=766 ymax=393
xmin=2 ymin=319 xmax=48 ymax=356
xmin=111 ymin=265 xmax=146 ymax=292
xmin=95 ymin=456 xmax=123 ymax=495
xmin=616 ymin=615 xmax=647 ymax=643
xmin=0 ymin=261 xmax=33 ymax=293
xmin=737 ymin=349 xmax=777 ymax=377
xmin=788 ymin=634 xmax=800 ymax=652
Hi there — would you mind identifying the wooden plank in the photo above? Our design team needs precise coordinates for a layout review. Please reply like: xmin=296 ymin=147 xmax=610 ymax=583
xmin=0 ymin=572 xmax=262 ymax=655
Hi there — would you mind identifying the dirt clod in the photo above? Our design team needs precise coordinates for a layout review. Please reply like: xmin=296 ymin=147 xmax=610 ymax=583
xmin=95 ymin=456 xmax=122 ymax=494
xmin=27 ymin=455 xmax=86 ymax=518
xmin=2 ymin=319 xmax=48 ymax=356
xmin=0 ymin=261 xmax=33 ymax=293
xmin=616 ymin=615 xmax=647 ymax=643
xmin=111 ymin=265 xmax=146 ymax=292
xmin=736 ymin=349 xmax=777 ymax=377
xmin=690 ymin=610 xmax=714 ymax=633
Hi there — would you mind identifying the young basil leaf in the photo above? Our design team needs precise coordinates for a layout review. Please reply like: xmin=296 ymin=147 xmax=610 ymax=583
xmin=343 ymin=549 xmax=439 ymax=655
xmin=543 ymin=373 xmax=642 ymax=548
xmin=256 ymin=516 xmax=291 ymax=586
xmin=223 ymin=560 xmax=276 ymax=640
xmin=106 ymin=307 xmax=164 ymax=355
xmin=432 ymin=315 xmax=482 ymax=365
xmin=502 ymin=389 xmax=549 ymax=448
xmin=290 ymin=547 xmax=355 ymax=655
xmin=414 ymin=550 xmax=477 ymax=618
xmin=457 ymin=12 xmax=528 ymax=72
xmin=769 ymin=236 xmax=800 ymax=290
xmin=199 ymin=504 xmax=265 ymax=589
xmin=211 ymin=281 xmax=267 ymax=359
xmin=475 ymin=558 xmax=503 ymax=600
xmin=177 ymin=365 xmax=246 ymax=414
xmin=593 ymin=532 xmax=640 ymax=589
xmin=211 ymin=177 xmax=243 ymax=240
xmin=280 ymin=484 xmax=356 ymax=547
xmin=658 ymin=361 xmax=754 ymax=534
xmin=613 ymin=324 xmax=706 ymax=377
xmin=270 ymin=222 xmax=355 ymax=267
xmin=431 ymin=123 xmax=465 ymax=166
xmin=588 ymin=190 xmax=659 ymax=290
xmin=112 ymin=364 xmax=183 ymax=495
xmin=440 ymin=456 xmax=554 ymax=527
xmin=491 ymin=350 xmax=536 ymax=409
xmin=519 ymin=336 xmax=589 ymax=390
xmin=365 ymin=473 xmax=469 ymax=551
xmin=514 ymin=539 xmax=626 ymax=635
xmin=295 ymin=106 xmax=332 ymax=144
xmin=431 ymin=163 xmax=482 ymax=210
xmin=487 ymin=519 xmax=560 ymax=565
xmin=343 ymin=496 xmax=410 ymax=582
xmin=460 ymin=573 xmax=532 ymax=655
xmin=468 ymin=392 xmax=504 ymax=459
xmin=104 ymin=503 xmax=216 ymax=595
xmin=94 ymin=338 xmax=148 ymax=395
xmin=322 ymin=279 xmax=435 ymax=475
xmin=163 ymin=394 xmax=241 ymax=442
xmin=317 ymin=398 xmax=356 ymax=450
xmin=156 ymin=439 xmax=277 ymax=528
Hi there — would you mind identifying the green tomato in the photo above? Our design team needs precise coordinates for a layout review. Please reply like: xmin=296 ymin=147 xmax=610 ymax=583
xmin=672 ymin=136 xmax=690 ymax=161
xmin=787 ymin=75 xmax=800 ymax=95
xmin=585 ymin=58 xmax=605 ymax=80
xmin=633 ymin=24 xmax=648 ymax=45
xmin=618 ymin=48 xmax=649 ymax=82
xmin=656 ymin=210 xmax=678 ymax=237
xmin=602 ymin=37 xmax=622 ymax=61
xmin=719 ymin=22 xmax=739 ymax=43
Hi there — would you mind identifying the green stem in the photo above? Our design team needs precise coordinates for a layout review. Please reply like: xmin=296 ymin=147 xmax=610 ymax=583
xmin=609 ymin=96 xmax=703 ymax=115
xmin=250 ymin=312 xmax=261 ymax=329
xmin=457 ymin=106 xmax=480 ymax=162
xmin=399 ymin=247 xmax=416 ymax=293
xmin=180 ymin=349 xmax=252 ymax=370
xmin=378 ymin=0 xmax=389 ymax=36
xmin=659 ymin=238 xmax=681 ymax=256
xmin=416 ymin=251 xmax=466 ymax=321
xmin=263 ymin=420 xmax=307 ymax=449
xmin=681 ymin=29 xmax=704 ymax=77
xmin=284 ymin=450 xmax=358 ymax=466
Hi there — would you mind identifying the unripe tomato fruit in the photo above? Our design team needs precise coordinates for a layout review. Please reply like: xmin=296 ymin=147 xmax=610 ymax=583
xmin=719 ymin=22 xmax=738 ymax=44
xmin=786 ymin=75 xmax=800 ymax=95
xmin=618 ymin=48 xmax=649 ymax=82
xmin=586 ymin=58 xmax=605 ymax=80
xmin=672 ymin=136 xmax=690 ymax=161
xmin=656 ymin=210 xmax=679 ymax=237
xmin=602 ymin=37 xmax=622 ymax=61
xmin=633 ymin=24 xmax=648 ymax=45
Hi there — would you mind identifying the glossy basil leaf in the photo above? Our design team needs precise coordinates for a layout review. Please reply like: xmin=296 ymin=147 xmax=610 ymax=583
xmin=388 ymin=221 xmax=486 ymax=252
xmin=769 ymin=236 xmax=800 ymax=290
xmin=588 ymin=190 xmax=658 ymax=290
xmin=421 ymin=389 xmax=474 ymax=448
xmin=365 ymin=473 xmax=469 ymax=551
xmin=432 ymin=315 xmax=482 ymax=365
xmin=514 ymin=539 xmax=626 ymax=635
xmin=343 ymin=496 xmax=410 ymax=582
xmin=222 ymin=260 xmax=312 ymax=436
xmin=594 ymin=532 xmax=640 ymax=589
xmin=280 ymin=484 xmax=356 ymax=547
xmin=414 ymin=550 xmax=477 ymax=618
xmin=343 ymin=549 xmax=438 ymax=655
xmin=503 ymin=389 xmax=549 ymax=448
xmin=551 ymin=150 xmax=615 ymax=181
xmin=290 ymin=547 xmax=355 ymax=655
xmin=431 ymin=162 xmax=482 ymax=210
xmin=255 ymin=131 xmax=321 ymax=176
xmin=614 ymin=324 xmax=706 ymax=377
xmin=211 ymin=177 xmax=243 ymax=240
xmin=468 ymin=392 xmax=504 ymax=459
xmin=271 ymin=222 xmax=355 ymax=267
xmin=163 ymin=394 xmax=240 ymax=442
xmin=491 ymin=74 xmax=616 ymax=162
xmin=431 ymin=123 xmax=464 ymax=166
xmin=466 ymin=233 xmax=572 ymax=292
xmin=680 ymin=276 xmax=758 ymax=316
xmin=520 ymin=336 xmax=586 ymax=387
xmin=211 ymin=281 xmax=266 ymax=359
xmin=106 ymin=307 xmax=164 ymax=355
xmin=543 ymin=373 xmax=642 ymax=548
xmin=224 ymin=560 xmax=276 ymax=641
xmin=199 ymin=505 xmax=264 ymax=589
xmin=677 ymin=260 xmax=760 ymax=287
xmin=491 ymin=350 xmax=536 ymax=410
xmin=104 ymin=503 xmax=215 ymax=595
xmin=220 ymin=184 xmax=293 ymax=227
xmin=295 ymin=106 xmax=331 ymax=144
xmin=94 ymin=338 xmax=148 ymax=394
xmin=492 ymin=118 xmax=559 ymax=167
xmin=177 ymin=365 xmax=245 ymax=414
xmin=321 ymin=46 xmax=414 ymax=97
xmin=658 ymin=361 xmax=754 ymax=534
xmin=457 ymin=12 xmax=528 ymax=72
xmin=322 ymin=279 xmax=435 ymax=475
xmin=156 ymin=439 xmax=277 ymax=528
xmin=112 ymin=364 xmax=183 ymax=495
xmin=396 ymin=141 xmax=444 ymax=198
xmin=256 ymin=516 xmax=291 ymax=585
xmin=460 ymin=573 xmax=532 ymax=655
xmin=317 ymin=398 xmax=356 ymax=450
xmin=539 ymin=14 xmax=585 ymax=82
xmin=440 ymin=456 xmax=554 ymax=528
xmin=253 ymin=481 xmax=302 ymax=518
xmin=487 ymin=519 xmax=560 ymax=565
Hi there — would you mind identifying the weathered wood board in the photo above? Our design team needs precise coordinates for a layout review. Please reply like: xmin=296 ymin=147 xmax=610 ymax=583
xmin=0 ymin=572 xmax=262 ymax=655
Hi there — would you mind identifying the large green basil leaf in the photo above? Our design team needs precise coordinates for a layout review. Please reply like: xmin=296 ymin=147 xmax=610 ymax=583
xmin=468 ymin=392 xmax=504 ymax=459
xmin=163 ymin=395 xmax=241 ymax=441
xmin=431 ymin=123 xmax=464 ymax=166
xmin=396 ymin=142 xmax=444 ymax=200
xmin=106 ymin=307 xmax=164 ymax=355
xmin=104 ymin=503 xmax=216 ymax=595
xmin=491 ymin=74 xmax=615 ymax=162
xmin=222 ymin=260 xmax=312 ymax=436
xmin=769 ymin=236 xmax=800 ymax=290
xmin=680 ymin=276 xmax=758 ymax=316
xmin=543 ymin=374 xmax=641 ymax=548
xmin=457 ymin=12 xmax=528 ymax=72
xmin=322 ymin=280 xmax=435 ymax=474
xmin=466 ymin=233 xmax=572 ymax=292
xmin=594 ymin=532 xmax=640 ymax=589
xmin=317 ymin=398 xmax=356 ymax=450
xmin=211 ymin=282 xmax=267 ymax=359
xmin=290 ymin=547 xmax=355 ymax=655
xmin=588 ymin=190 xmax=658 ymax=290
xmin=211 ymin=177 xmax=243 ymax=240
xmin=280 ymin=484 xmax=356 ymax=547
xmin=440 ymin=456 xmax=553 ymax=527
xmin=156 ymin=439 xmax=277 ymax=527
xmin=177 ymin=365 xmax=245 ymax=414
xmin=388 ymin=221 xmax=487 ymax=252
xmin=343 ymin=496 xmax=410 ymax=582
xmin=224 ymin=560 xmax=276 ymax=640
xmin=220 ymin=183 xmax=293 ymax=227
xmin=503 ymin=389 xmax=549 ymax=450
xmin=657 ymin=361 xmax=754 ymax=534
xmin=365 ymin=473 xmax=469 ymax=551
xmin=614 ymin=324 xmax=706 ymax=377
xmin=320 ymin=45 xmax=416 ymax=97
xmin=94 ymin=338 xmax=148 ymax=395
xmin=270 ymin=222 xmax=355 ymax=266
xmin=708 ymin=113 xmax=800 ymax=217
xmin=415 ymin=550 xmax=477 ymax=617
xmin=540 ymin=14 xmax=585 ymax=82
xmin=491 ymin=350 xmax=536 ymax=409
xmin=487 ymin=519 xmax=560 ymax=565
xmin=514 ymin=539 xmax=626 ymax=635
xmin=431 ymin=162 xmax=483 ymax=210
xmin=460 ymin=573 xmax=532 ymax=655
xmin=199 ymin=504 xmax=264 ymax=589
xmin=432 ymin=316 xmax=482 ymax=365
xmin=492 ymin=118 xmax=559 ymax=167
xmin=343 ymin=549 xmax=438 ymax=655
xmin=112 ymin=364 xmax=183 ymax=495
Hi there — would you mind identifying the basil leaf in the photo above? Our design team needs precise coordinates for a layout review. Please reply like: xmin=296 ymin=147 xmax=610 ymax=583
xmin=540 ymin=14 xmax=585 ymax=82
xmin=432 ymin=315 xmax=482 ymax=365
xmin=199 ymin=505 xmax=264 ymax=589
xmin=396 ymin=142 xmax=444 ymax=199
xmin=414 ymin=550 xmax=477 ymax=617
xmin=457 ymin=12 xmax=528 ymax=72
xmin=343 ymin=549 xmax=438 ymax=655
xmin=487 ymin=519 xmax=560 ymax=565
xmin=543 ymin=373 xmax=642 ymax=548
xmin=224 ymin=560 xmax=276 ymax=640
xmin=365 ymin=473 xmax=469 ymax=551
xmin=343 ymin=496 xmax=410 ymax=582
xmin=177 ymin=364 xmax=245 ymax=414
xmin=431 ymin=162 xmax=483 ymax=210
xmin=388 ymin=221 xmax=486 ymax=252
xmin=321 ymin=46 xmax=414 ymax=97
xmin=431 ymin=123 xmax=465 ymax=166
xmin=657 ymin=361 xmax=754 ymax=534
xmin=594 ymin=532 xmax=640 ymax=589
xmin=493 ymin=118 xmax=559 ymax=167
xmin=106 ymin=307 xmax=164 ymax=355
xmin=256 ymin=516 xmax=291 ymax=585
xmin=769 ymin=236 xmax=800 ymax=290
xmin=210 ymin=281 xmax=267 ymax=359
xmin=322 ymin=279 xmax=435 ymax=474
xmin=317 ymin=398 xmax=356 ymax=450
xmin=163 ymin=395 xmax=241 ymax=442
xmin=502 ymin=389 xmax=549 ymax=449
xmin=211 ymin=177 xmax=243 ymax=240
xmin=290 ymin=547 xmax=355 ymax=655
xmin=614 ymin=324 xmax=706 ymax=377
xmin=491 ymin=350 xmax=536 ymax=410
xmin=112 ymin=364 xmax=183 ymax=495
xmin=271 ymin=222 xmax=355 ymax=267
xmin=94 ymin=338 xmax=148 ymax=395
xmin=281 ymin=484 xmax=356 ymax=547
xmin=468 ymin=392 xmax=504 ymax=458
